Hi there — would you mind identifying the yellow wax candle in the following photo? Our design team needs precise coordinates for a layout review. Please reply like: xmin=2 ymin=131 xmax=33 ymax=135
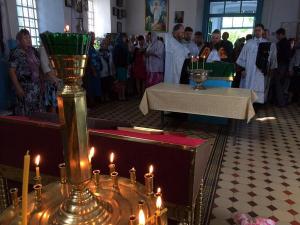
xmin=22 ymin=151 xmax=30 ymax=225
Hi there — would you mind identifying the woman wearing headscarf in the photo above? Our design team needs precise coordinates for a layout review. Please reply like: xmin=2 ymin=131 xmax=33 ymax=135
xmin=8 ymin=29 xmax=43 ymax=115
xmin=113 ymin=33 xmax=129 ymax=100
xmin=145 ymin=32 xmax=165 ymax=87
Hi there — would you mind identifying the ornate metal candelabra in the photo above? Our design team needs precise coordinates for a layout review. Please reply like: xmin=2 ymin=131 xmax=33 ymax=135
xmin=0 ymin=32 xmax=167 ymax=225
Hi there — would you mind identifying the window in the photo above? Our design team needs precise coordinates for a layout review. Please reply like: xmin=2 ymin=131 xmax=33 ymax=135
xmin=204 ymin=0 xmax=262 ymax=42
xmin=88 ymin=0 xmax=95 ymax=32
xmin=16 ymin=0 xmax=39 ymax=47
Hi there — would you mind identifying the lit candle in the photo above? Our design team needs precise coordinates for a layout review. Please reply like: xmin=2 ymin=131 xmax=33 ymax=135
xmin=34 ymin=154 xmax=40 ymax=178
xmin=191 ymin=56 xmax=194 ymax=69
xmin=203 ymin=55 xmax=206 ymax=69
xmin=108 ymin=152 xmax=115 ymax=174
xmin=144 ymin=165 xmax=154 ymax=195
xmin=88 ymin=147 xmax=95 ymax=163
xmin=129 ymin=167 xmax=136 ymax=184
xmin=155 ymin=187 xmax=162 ymax=197
xmin=156 ymin=195 xmax=162 ymax=210
xmin=22 ymin=151 xmax=30 ymax=225
xmin=197 ymin=56 xmax=199 ymax=69
xmin=155 ymin=195 xmax=163 ymax=225
xmin=138 ymin=209 xmax=146 ymax=225
xmin=64 ymin=24 xmax=70 ymax=33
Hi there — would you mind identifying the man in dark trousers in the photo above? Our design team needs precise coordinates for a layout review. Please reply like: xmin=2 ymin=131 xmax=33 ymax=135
xmin=272 ymin=28 xmax=291 ymax=106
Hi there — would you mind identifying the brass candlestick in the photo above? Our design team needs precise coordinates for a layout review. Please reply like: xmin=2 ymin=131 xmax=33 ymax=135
xmin=58 ymin=163 xmax=67 ymax=184
xmin=9 ymin=188 xmax=18 ymax=209
xmin=130 ymin=167 xmax=136 ymax=184
xmin=93 ymin=170 xmax=101 ymax=187
xmin=33 ymin=184 xmax=42 ymax=210
xmin=111 ymin=172 xmax=119 ymax=190
xmin=129 ymin=215 xmax=137 ymax=225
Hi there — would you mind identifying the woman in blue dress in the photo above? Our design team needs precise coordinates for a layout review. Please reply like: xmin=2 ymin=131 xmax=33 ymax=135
xmin=85 ymin=32 xmax=102 ymax=107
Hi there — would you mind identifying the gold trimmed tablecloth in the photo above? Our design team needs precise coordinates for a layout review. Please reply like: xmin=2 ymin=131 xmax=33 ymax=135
xmin=139 ymin=83 xmax=257 ymax=123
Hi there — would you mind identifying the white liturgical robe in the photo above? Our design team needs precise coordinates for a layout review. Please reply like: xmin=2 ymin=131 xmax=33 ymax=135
xmin=164 ymin=34 xmax=190 ymax=84
xmin=236 ymin=38 xmax=277 ymax=103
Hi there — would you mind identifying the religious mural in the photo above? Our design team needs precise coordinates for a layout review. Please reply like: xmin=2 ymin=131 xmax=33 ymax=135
xmin=145 ymin=0 xmax=168 ymax=32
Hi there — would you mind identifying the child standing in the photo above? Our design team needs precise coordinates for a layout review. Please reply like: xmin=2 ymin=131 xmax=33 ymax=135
xmin=132 ymin=35 xmax=147 ymax=97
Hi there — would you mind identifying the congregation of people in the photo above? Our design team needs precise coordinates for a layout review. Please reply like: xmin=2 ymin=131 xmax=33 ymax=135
xmin=6 ymin=22 xmax=300 ymax=116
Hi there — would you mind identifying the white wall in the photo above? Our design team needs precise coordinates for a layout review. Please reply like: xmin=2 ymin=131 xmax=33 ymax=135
xmin=125 ymin=0 xmax=205 ymax=36
xmin=262 ymin=0 xmax=300 ymax=38
xmin=94 ymin=0 xmax=111 ymax=36
xmin=38 ymin=0 xmax=64 ymax=33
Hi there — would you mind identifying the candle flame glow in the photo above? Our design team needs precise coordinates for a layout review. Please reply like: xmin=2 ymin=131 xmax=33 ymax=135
xmin=138 ymin=209 xmax=146 ymax=225
xmin=157 ymin=187 xmax=161 ymax=194
xmin=110 ymin=152 xmax=115 ymax=163
xmin=88 ymin=147 xmax=95 ymax=162
xmin=65 ymin=25 xmax=70 ymax=32
xmin=156 ymin=195 xmax=162 ymax=209
xmin=35 ymin=155 xmax=40 ymax=166
xmin=149 ymin=165 xmax=153 ymax=174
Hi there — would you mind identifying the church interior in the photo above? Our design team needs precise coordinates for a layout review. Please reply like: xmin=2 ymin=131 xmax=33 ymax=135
xmin=0 ymin=0 xmax=300 ymax=225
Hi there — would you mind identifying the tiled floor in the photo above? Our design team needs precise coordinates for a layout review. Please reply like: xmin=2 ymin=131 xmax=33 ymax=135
xmin=210 ymin=105 xmax=300 ymax=225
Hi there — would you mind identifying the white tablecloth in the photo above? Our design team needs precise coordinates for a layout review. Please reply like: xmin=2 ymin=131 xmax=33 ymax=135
xmin=139 ymin=83 xmax=257 ymax=123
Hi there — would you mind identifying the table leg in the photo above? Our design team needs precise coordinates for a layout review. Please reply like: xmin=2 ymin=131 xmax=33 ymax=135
xmin=232 ymin=119 xmax=240 ymax=146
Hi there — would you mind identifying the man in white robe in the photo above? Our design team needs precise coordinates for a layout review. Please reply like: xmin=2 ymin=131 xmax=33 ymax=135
xmin=164 ymin=24 xmax=190 ymax=84
xmin=236 ymin=24 xmax=277 ymax=104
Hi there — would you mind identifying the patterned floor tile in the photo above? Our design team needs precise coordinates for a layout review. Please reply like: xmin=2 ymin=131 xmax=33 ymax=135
xmin=210 ymin=104 xmax=300 ymax=225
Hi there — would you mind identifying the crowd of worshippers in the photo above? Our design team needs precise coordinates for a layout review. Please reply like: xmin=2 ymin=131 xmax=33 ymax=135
xmin=166 ymin=23 xmax=300 ymax=107
xmin=6 ymin=23 xmax=300 ymax=116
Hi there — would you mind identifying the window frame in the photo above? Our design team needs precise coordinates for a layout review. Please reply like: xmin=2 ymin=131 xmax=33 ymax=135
xmin=202 ymin=0 xmax=263 ymax=40
xmin=16 ymin=0 xmax=40 ymax=47
xmin=88 ymin=0 xmax=95 ymax=32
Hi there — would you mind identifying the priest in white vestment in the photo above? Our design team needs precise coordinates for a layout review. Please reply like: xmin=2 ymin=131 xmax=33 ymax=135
xmin=164 ymin=24 xmax=190 ymax=84
xmin=236 ymin=24 xmax=277 ymax=104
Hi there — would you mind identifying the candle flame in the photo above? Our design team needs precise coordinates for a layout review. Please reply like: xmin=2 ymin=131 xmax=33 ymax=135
xmin=138 ymin=209 xmax=146 ymax=225
xmin=156 ymin=195 xmax=162 ymax=209
xmin=110 ymin=152 xmax=115 ymax=163
xmin=35 ymin=155 xmax=40 ymax=166
xmin=157 ymin=187 xmax=161 ymax=194
xmin=88 ymin=147 xmax=95 ymax=162
xmin=65 ymin=25 xmax=70 ymax=32
xmin=131 ymin=167 xmax=135 ymax=171
xmin=149 ymin=165 xmax=153 ymax=174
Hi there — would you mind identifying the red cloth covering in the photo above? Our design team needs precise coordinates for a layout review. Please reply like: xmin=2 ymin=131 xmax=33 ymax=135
xmin=92 ymin=129 xmax=206 ymax=147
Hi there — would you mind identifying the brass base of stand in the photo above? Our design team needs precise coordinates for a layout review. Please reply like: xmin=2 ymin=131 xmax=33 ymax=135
xmin=0 ymin=176 xmax=160 ymax=225
xmin=193 ymin=85 xmax=206 ymax=91
xmin=49 ymin=184 xmax=111 ymax=225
